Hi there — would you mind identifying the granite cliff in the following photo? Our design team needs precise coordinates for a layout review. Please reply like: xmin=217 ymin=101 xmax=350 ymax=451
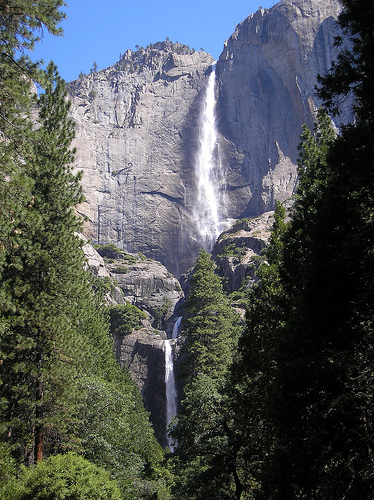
xmin=69 ymin=41 xmax=214 ymax=277
xmin=216 ymin=0 xmax=347 ymax=217
xmin=69 ymin=0 xmax=345 ymax=277
xmin=83 ymin=241 xmax=183 ymax=446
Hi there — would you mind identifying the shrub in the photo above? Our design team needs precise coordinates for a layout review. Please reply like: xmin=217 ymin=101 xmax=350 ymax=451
xmin=6 ymin=452 xmax=121 ymax=500
xmin=108 ymin=304 xmax=147 ymax=338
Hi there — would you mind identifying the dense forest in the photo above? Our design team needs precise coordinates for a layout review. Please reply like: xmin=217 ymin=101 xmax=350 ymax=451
xmin=1 ymin=0 xmax=373 ymax=499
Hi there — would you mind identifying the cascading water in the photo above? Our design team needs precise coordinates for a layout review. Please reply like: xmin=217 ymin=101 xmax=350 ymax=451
xmin=172 ymin=316 xmax=182 ymax=339
xmin=193 ymin=64 xmax=226 ymax=251
xmin=164 ymin=316 xmax=182 ymax=451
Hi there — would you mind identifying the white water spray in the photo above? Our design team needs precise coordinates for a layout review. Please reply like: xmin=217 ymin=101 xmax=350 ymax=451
xmin=164 ymin=316 xmax=182 ymax=451
xmin=193 ymin=64 xmax=226 ymax=250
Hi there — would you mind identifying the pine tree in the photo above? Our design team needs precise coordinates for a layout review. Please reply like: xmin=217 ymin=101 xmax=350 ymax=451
xmin=260 ymin=2 xmax=374 ymax=496
xmin=0 ymin=62 xmax=88 ymax=463
xmin=171 ymin=249 xmax=241 ymax=499
xmin=229 ymin=201 xmax=290 ymax=498
xmin=180 ymin=249 xmax=239 ymax=382
xmin=0 ymin=1 xmax=65 ymax=283
xmin=251 ymin=10 xmax=374 ymax=491
xmin=0 ymin=1 xmax=65 ymax=311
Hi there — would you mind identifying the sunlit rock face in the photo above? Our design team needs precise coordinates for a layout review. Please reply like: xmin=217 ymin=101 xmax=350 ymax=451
xmin=68 ymin=42 xmax=214 ymax=277
xmin=216 ymin=0 xmax=346 ymax=217
xmin=69 ymin=0 xmax=347 ymax=277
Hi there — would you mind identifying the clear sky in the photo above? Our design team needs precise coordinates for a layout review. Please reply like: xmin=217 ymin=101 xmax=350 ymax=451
xmin=30 ymin=0 xmax=275 ymax=83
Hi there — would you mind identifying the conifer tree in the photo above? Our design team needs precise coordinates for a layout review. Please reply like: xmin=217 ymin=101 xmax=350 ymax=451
xmin=171 ymin=249 xmax=241 ymax=499
xmin=229 ymin=201 xmax=289 ymax=498
xmin=0 ymin=62 xmax=88 ymax=463
xmin=0 ymin=4 xmax=172 ymax=495
xmin=0 ymin=1 xmax=66 ymax=303
xmin=241 ymin=0 xmax=374 ymax=489
xmin=180 ymin=249 xmax=239 ymax=381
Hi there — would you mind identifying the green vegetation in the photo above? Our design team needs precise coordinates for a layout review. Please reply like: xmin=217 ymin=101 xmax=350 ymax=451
xmin=173 ymin=2 xmax=374 ymax=497
xmin=170 ymin=250 xmax=241 ymax=498
xmin=1 ymin=1 xmax=374 ymax=499
xmin=4 ymin=452 xmax=122 ymax=500
xmin=108 ymin=303 xmax=147 ymax=338
xmin=217 ymin=242 xmax=247 ymax=262
xmin=154 ymin=298 xmax=173 ymax=329
xmin=95 ymin=243 xmax=140 ymax=265
xmin=0 ymin=5 xmax=170 ymax=497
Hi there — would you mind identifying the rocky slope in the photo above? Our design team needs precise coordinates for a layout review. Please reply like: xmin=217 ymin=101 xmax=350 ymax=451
xmin=83 ymin=207 xmax=285 ymax=446
xmin=69 ymin=0 xmax=345 ymax=277
xmin=83 ymin=241 xmax=183 ymax=445
xmin=211 ymin=211 xmax=274 ymax=293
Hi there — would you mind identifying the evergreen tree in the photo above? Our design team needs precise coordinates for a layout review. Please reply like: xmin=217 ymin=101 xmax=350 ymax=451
xmin=171 ymin=249 xmax=241 ymax=499
xmin=229 ymin=201 xmax=289 ymax=498
xmin=246 ymin=1 xmax=374 ymax=489
xmin=258 ymin=2 xmax=374 ymax=496
xmin=0 ymin=62 xmax=87 ymax=463
xmin=180 ymin=249 xmax=239 ymax=382
xmin=0 ymin=0 xmax=66 ymax=305
xmin=0 ymin=0 xmax=65 ymax=140
xmin=0 ymin=4 xmax=172 ymax=495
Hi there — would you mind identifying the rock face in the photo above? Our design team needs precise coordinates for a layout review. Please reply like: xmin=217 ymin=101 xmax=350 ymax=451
xmin=70 ymin=0 xmax=346 ymax=277
xmin=83 ymin=243 xmax=183 ymax=446
xmin=101 ymin=249 xmax=184 ymax=334
xmin=116 ymin=328 xmax=168 ymax=447
xmin=69 ymin=42 xmax=214 ymax=277
xmin=216 ymin=0 xmax=346 ymax=217
xmin=211 ymin=199 xmax=293 ymax=294
xmin=211 ymin=211 xmax=274 ymax=293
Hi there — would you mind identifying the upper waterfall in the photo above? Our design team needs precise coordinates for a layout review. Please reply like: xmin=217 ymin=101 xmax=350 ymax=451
xmin=193 ymin=64 xmax=227 ymax=251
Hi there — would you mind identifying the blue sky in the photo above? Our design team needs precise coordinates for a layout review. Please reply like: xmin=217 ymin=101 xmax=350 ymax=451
xmin=31 ymin=0 xmax=275 ymax=83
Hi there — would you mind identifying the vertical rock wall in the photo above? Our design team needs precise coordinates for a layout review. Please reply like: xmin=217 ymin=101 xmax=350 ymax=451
xmin=69 ymin=42 xmax=214 ymax=277
xmin=216 ymin=0 xmax=345 ymax=217
xmin=71 ymin=1 xmax=348 ymax=276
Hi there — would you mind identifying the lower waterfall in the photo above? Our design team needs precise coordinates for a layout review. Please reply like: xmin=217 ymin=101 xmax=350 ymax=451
xmin=165 ymin=316 xmax=182 ymax=451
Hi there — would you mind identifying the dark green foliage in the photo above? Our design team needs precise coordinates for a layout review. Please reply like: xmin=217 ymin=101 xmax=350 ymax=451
xmin=229 ymin=201 xmax=289 ymax=498
xmin=0 ymin=0 xmax=65 ymax=301
xmin=0 ymin=61 xmax=88 ymax=463
xmin=231 ymin=2 xmax=374 ymax=491
xmin=170 ymin=374 xmax=242 ymax=500
xmin=0 ymin=8 xmax=170 ymax=496
xmin=5 ymin=452 xmax=122 ymax=500
xmin=154 ymin=298 xmax=172 ymax=329
xmin=171 ymin=249 xmax=242 ymax=498
xmin=0 ymin=0 xmax=65 ymax=140
xmin=108 ymin=303 xmax=146 ymax=338
xmin=180 ymin=249 xmax=240 ymax=382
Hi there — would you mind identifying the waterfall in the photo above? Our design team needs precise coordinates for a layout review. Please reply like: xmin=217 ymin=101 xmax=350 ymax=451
xmin=172 ymin=315 xmax=182 ymax=339
xmin=164 ymin=316 xmax=182 ymax=451
xmin=193 ymin=64 xmax=226 ymax=251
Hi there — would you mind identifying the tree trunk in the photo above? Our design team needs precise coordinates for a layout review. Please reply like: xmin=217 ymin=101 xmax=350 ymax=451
xmin=34 ymin=350 xmax=44 ymax=462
